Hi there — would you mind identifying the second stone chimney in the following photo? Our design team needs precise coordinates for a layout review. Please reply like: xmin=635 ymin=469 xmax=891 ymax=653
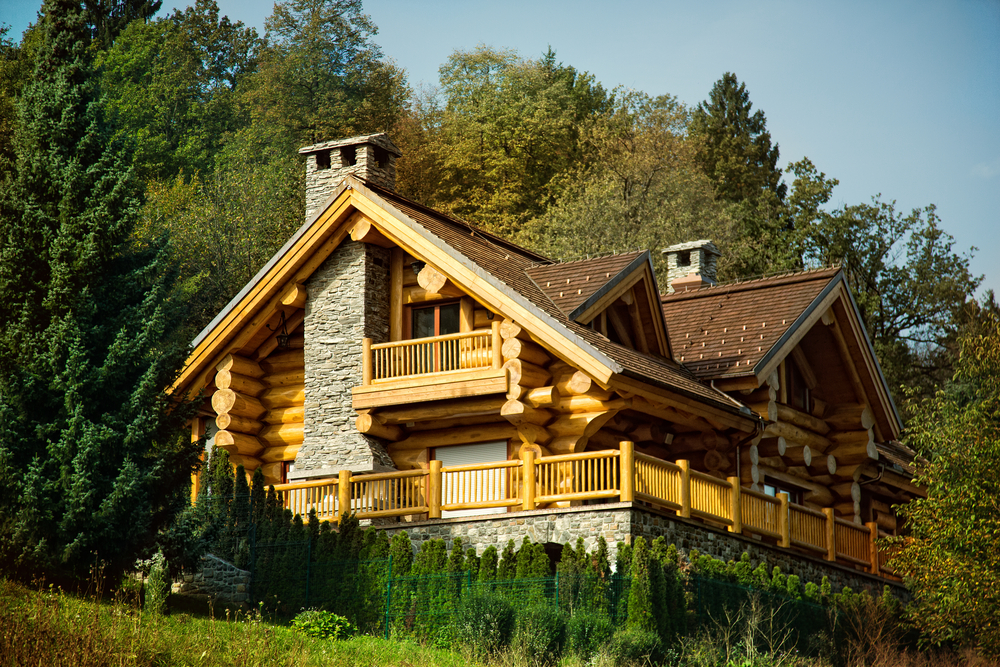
xmin=299 ymin=133 xmax=402 ymax=219
xmin=662 ymin=240 xmax=721 ymax=294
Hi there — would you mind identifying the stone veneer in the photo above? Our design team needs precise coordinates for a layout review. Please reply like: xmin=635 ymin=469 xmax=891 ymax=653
xmin=662 ymin=240 xmax=721 ymax=294
xmin=382 ymin=502 xmax=905 ymax=597
xmin=293 ymin=240 xmax=394 ymax=478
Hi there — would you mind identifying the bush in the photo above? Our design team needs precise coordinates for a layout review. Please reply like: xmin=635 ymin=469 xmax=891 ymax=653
xmin=567 ymin=607 xmax=614 ymax=661
xmin=601 ymin=627 xmax=662 ymax=666
xmin=513 ymin=602 xmax=567 ymax=666
xmin=141 ymin=550 xmax=168 ymax=616
xmin=291 ymin=609 xmax=357 ymax=639
xmin=454 ymin=593 xmax=516 ymax=659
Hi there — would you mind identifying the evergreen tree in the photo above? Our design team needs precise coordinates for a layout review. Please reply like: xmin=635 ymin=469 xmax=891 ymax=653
xmin=389 ymin=531 xmax=413 ymax=577
xmin=0 ymin=0 xmax=199 ymax=580
xmin=690 ymin=72 xmax=785 ymax=204
xmin=498 ymin=539 xmax=517 ymax=580
xmin=478 ymin=544 xmax=498 ymax=582
xmin=84 ymin=0 xmax=162 ymax=48
xmin=626 ymin=537 xmax=656 ymax=634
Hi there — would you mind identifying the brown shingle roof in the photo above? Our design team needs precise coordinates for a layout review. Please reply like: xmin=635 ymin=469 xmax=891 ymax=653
xmin=525 ymin=252 xmax=646 ymax=319
xmin=367 ymin=185 xmax=744 ymax=414
xmin=660 ymin=268 xmax=842 ymax=380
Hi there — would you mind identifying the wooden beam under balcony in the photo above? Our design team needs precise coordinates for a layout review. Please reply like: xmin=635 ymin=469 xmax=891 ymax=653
xmin=352 ymin=368 xmax=507 ymax=410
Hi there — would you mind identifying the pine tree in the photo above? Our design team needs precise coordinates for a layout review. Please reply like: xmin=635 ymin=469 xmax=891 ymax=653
xmin=690 ymin=72 xmax=786 ymax=204
xmin=0 ymin=0 xmax=199 ymax=581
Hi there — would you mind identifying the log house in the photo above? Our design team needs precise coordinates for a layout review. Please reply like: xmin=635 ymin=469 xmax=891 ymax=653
xmin=170 ymin=133 xmax=922 ymax=578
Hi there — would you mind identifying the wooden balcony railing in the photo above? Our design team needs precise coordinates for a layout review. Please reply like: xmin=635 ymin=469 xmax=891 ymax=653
xmin=362 ymin=322 xmax=502 ymax=384
xmin=276 ymin=442 xmax=897 ymax=577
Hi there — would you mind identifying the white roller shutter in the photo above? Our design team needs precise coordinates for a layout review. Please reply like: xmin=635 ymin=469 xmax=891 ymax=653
xmin=435 ymin=441 xmax=508 ymax=518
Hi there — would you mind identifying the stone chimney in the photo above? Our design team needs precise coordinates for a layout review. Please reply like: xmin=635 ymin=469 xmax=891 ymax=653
xmin=662 ymin=240 xmax=721 ymax=294
xmin=299 ymin=133 xmax=402 ymax=219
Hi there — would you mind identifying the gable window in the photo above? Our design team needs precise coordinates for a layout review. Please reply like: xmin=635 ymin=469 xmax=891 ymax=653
xmin=410 ymin=302 xmax=461 ymax=339
xmin=786 ymin=358 xmax=810 ymax=412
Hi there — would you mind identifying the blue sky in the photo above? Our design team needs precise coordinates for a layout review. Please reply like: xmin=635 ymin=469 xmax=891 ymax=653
xmin=3 ymin=0 xmax=997 ymax=295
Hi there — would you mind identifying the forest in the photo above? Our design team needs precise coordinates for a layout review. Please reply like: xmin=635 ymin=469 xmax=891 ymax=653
xmin=0 ymin=0 xmax=997 ymax=660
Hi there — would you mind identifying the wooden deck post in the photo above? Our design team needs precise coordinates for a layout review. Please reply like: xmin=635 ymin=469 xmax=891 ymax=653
xmin=362 ymin=338 xmax=373 ymax=385
xmin=866 ymin=521 xmax=880 ymax=574
xmin=777 ymin=492 xmax=790 ymax=548
xmin=338 ymin=469 xmax=351 ymax=523
xmin=823 ymin=507 xmax=836 ymax=561
xmin=522 ymin=450 xmax=536 ymax=511
xmin=678 ymin=459 xmax=691 ymax=518
xmin=491 ymin=321 xmax=502 ymax=369
xmin=428 ymin=460 xmax=442 ymax=519
xmin=620 ymin=441 xmax=635 ymax=502
xmin=190 ymin=417 xmax=205 ymax=505
xmin=728 ymin=477 xmax=742 ymax=533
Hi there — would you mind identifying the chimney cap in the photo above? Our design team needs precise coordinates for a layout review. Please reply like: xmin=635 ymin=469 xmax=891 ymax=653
xmin=661 ymin=239 xmax=721 ymax=256
xmin=299 ymin=132 xmax=402 ymax=157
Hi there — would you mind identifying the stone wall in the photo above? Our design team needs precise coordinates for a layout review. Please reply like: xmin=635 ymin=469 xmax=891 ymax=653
xmin=382 ymin=502 xmax=904 ymax=597
xmin=172 ymin=554 xmax=251 ymax=605
xmin=294 ymin=240 xmax=394 ymax=478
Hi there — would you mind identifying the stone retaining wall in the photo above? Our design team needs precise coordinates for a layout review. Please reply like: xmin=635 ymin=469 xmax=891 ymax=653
xmin=382 ymin=502 xmax=904 ymax=597
xmin=172 ymin=554 xmax=251 ymax=605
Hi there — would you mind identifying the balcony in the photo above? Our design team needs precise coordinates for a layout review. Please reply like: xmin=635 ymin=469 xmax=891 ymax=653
xmin=353 ymin=322 xmax=505 ymax=409
xmin=271 ymin=444 xmax=897 ymax=579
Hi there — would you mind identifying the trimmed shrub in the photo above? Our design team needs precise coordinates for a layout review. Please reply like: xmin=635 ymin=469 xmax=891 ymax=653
xmin=566 ymin=607 xmax=614 ymax=661
xmin=601 ymin=627 xmax=662 ymax=666
xmin=513 ymin=602 xmax=567 ymax=666
xmin=454 ymin=593 xmax=516 ymax=659
xmin=291 ymin=609 xmax=357 ymax=639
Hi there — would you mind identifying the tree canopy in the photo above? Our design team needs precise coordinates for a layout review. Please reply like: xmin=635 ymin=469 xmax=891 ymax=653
xmin=888 ymin=299 xmax=1000 ymax=657
xmin=0 ymin=0 xmax=199 ymax=580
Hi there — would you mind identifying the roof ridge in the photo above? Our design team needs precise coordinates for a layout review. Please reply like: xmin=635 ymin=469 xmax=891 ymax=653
xmin=367 ymin=183 xmax=550 ymax=263
xmin=529 ymin=249 xmax=648 ymax=268
xmin=661 ymin=266 xmax=841 ymax=302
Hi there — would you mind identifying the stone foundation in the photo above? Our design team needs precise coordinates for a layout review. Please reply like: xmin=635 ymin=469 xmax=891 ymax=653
xmin=383 ymin=502 xmax=905 ymax=597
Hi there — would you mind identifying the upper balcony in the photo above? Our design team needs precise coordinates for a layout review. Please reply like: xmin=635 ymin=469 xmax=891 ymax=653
xmin=352 ymin=322 xmax=506 ymax=409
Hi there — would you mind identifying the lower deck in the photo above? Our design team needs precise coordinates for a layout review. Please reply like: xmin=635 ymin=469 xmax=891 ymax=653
xmin=273 ymin=443 xmax=899 ymax=581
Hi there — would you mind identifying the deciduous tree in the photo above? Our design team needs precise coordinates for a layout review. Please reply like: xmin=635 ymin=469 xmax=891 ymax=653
xmin=888 ymin=302 xmax=1000 ymax=658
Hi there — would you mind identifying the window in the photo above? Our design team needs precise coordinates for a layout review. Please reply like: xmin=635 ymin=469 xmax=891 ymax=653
xmin=786 ymin=358 xmax=810 ymax=412
xmin=763 ymin=483 xmax=802 ymax=505
xmin=434 ymin=441 xmax=508 ymax=518
xmin=410 ymin=302 xmax=460 ymax=339
xmin=316 ymin=150 xmax=331 ymax=170
xmin=677 ymin=250 xmax=691 ymax=267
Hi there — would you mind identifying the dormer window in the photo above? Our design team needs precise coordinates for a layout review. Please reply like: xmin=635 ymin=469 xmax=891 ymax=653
xmin=678 ymin=250 xmax=691 ymax=267
xmin=316 ymin=150 xmax=331 ymax=170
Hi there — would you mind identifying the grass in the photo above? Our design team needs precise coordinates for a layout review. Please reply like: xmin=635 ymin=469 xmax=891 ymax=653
xmin=0 ymin=577 xmax=477 ymax=667
xmin=2 ymin=576 xmax=996 ymax=667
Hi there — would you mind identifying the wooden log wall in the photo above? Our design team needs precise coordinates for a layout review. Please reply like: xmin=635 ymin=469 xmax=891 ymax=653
xmin=732 ymin=351 xmax=883 ymax=523
xmin=211 ymin=306 xmax=307 ymax=486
